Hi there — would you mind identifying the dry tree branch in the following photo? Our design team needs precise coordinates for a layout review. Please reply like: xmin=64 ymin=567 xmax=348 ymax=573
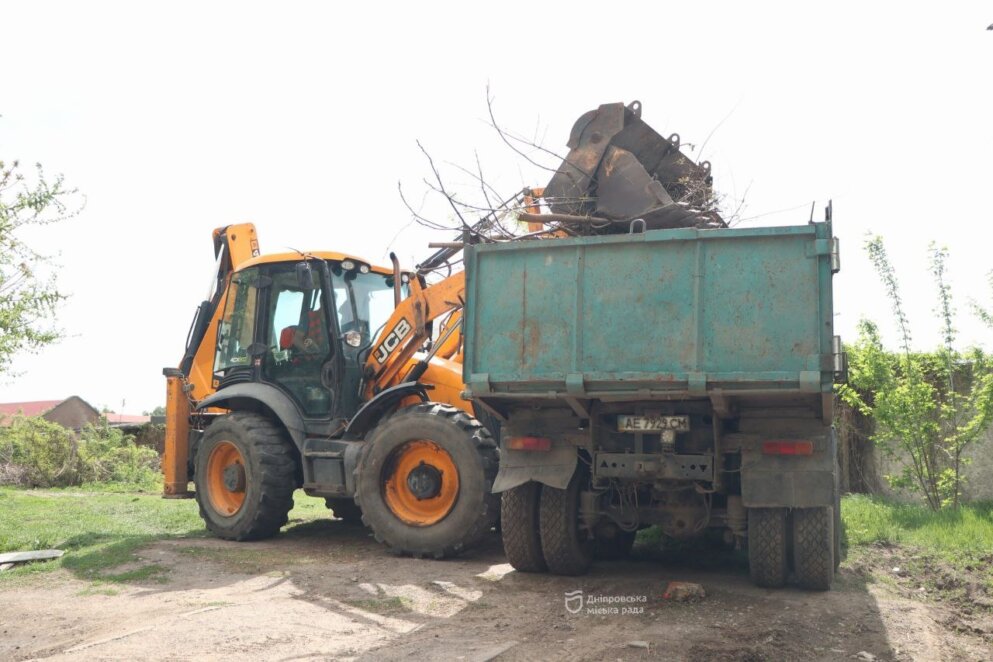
xmin=416 ymin=139 xmax=469 ymax=231
xmin=397 ymin=181 xmax=454 ymax=231
xmin=485 ymin=84 xmax=564 ymax=175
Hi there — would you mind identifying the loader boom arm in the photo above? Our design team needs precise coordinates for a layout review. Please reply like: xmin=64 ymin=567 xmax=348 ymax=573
xmin=362 ymin=271 xmax=466 ymax=399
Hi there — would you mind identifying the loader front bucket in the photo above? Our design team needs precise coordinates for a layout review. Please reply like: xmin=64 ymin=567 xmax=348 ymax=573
xmin=544 ymin=101 xmax=723 ymax=230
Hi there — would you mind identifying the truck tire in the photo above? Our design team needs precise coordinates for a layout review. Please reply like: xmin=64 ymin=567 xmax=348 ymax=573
xmin=593 ymin=522 xmax=637 ymax=561
xmin=501 ymin=482 xmax=546 ymax=572
xmin=325 ymin=498 xmax=363 ymax=524
xmin=748 ymin=508 xmax=788 ymax=588
xmin=833 ymin=486 xmax=842 ymax=571
xmin=354 ymin=403 xmax=499 ymax=559
xmin=793 ymin=506 xmax=834 ymax=590
xmin=539 ymin=468 xmax=594 ymax=576
xmin=194 ymin=412 xmax=296 ymax=541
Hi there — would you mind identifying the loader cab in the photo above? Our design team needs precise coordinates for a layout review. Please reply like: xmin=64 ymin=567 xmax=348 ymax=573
xmin=211 ymin=256 xmax=405 ymax=426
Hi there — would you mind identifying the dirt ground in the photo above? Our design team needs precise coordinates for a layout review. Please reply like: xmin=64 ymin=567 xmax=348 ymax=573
xmin=1 ymin=517 xmax=991 ymax=661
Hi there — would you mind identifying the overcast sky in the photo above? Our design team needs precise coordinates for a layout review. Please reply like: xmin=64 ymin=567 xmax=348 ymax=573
xmin=2 ymin=1 xmax=991 ymax=413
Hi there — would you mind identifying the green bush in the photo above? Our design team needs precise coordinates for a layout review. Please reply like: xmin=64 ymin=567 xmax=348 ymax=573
xmin=0 ymin=416 xmax=79 ymax=486
xmin=0 ymin=416 xmax=159 ymax=488
xmin=77 ymin=425 xmax=159 ymax=485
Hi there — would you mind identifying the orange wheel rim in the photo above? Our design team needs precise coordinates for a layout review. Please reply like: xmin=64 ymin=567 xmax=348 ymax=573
xmin=206 ymin=440 xmax=246 ymax=516
xmin=383 ymin=440 xmax=459 ymax=526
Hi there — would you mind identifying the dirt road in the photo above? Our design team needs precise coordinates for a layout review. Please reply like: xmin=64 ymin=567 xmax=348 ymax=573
xmin=1 ymin=517 xmax=990 ymax=661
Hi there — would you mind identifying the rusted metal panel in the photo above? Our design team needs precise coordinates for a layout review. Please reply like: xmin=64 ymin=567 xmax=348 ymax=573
xmin=463 ymin=222 xmax=837 ymax=399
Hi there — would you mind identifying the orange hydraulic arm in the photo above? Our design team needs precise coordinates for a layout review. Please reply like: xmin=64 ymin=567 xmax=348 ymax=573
xmin=163 ymin=223 xmax=260 ymax=498
xmin=362 ymin=271 xmax=466 ymax=400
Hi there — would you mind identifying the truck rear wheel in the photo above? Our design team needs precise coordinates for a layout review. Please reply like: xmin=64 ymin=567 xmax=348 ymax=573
xmin=325 ymin=498 xmax=363 ymax=524
xmin=194 ymin=412 xmax=296 ymax=541
xmin=354 ymin=403 xmax=499 ymax=559
xmin=748 ymin=507 xmax=788 ymax=588
xmin=793 ymin=506 xmax=835 ymax=590
xmin=539 ymin=469 xmax=593 ymax=576
xmin=501 ymin=482 xmax=546 ymax=572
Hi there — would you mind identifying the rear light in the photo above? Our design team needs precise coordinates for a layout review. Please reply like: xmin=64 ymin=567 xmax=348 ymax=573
xmin=762 ymin=440 xmax=814 ymax=456
xmin=508 ymin=436 xmax=552 ymax=452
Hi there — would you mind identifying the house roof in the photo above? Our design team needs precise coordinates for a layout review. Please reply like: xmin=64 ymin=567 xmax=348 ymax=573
xmin=0 ymin=400 xmax=63 ymax=418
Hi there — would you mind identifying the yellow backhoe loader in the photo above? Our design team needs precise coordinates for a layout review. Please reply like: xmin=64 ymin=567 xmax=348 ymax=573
xmin=162 ymin=222 xmax=498 ymax=557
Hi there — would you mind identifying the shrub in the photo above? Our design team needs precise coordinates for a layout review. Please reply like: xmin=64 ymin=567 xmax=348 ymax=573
xmin=0 ymin=416 xmax=79 ymax=486
xmin=0 ymin=416 xmax=159 ymax=488
xmin=77 ymin=425 xmax=159 ymax=485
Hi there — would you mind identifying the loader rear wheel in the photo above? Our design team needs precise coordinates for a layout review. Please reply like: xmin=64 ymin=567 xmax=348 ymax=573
xmin=748 ymin=507 xmax=788 ymax=588
xmin=354 ymin=403 xmax=499 ymax=559
xmin=539 ymin=468 xmax=593 ymax=576
xmin=325 ymin=498 xmax=363 ymax=524
xmin=195 ymin=413 xmax=296 ymax=541
xmin=501 ymin=482 xmax=546 ymax=572
xmin=793 ymin=506 xmax=835 ymax=590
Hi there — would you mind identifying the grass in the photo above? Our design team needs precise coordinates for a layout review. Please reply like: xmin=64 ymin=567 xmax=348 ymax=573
xmin=842 ymin=494 xmax=993 ymax=564
xmin=842 ymin=494 xmax=993 ymax=600
xmin=0 ymin=486 xmax=327 ymax=585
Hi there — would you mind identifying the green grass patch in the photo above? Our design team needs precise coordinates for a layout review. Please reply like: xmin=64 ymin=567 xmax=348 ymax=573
xmin=842 ymin=494 xmax=993 ymax=563
xmin=0 ymin=487 xmax=329 ymax=585
xmin=842 ymin=494 xmax=993 ymax=598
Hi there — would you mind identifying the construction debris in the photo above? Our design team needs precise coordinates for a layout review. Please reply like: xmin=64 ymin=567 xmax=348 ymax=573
xmin=662 ymin=581 xmax=706 ymax=601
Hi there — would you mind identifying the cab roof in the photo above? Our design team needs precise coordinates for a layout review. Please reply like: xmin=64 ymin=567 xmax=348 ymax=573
xmin=237 ymin=251 xmax=395 ymax=276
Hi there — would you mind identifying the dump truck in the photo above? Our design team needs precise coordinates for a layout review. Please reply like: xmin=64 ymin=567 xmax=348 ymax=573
xmin=463 ymin=102 xmax=845 ymax=590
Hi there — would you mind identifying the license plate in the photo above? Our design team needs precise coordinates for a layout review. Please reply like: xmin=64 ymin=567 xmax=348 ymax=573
xmin=617 ymin=415 xmax=690 ymax=432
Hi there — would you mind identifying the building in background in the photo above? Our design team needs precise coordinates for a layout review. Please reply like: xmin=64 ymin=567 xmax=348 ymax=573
xmin=0 ymin=397 xmax=150 ymax=432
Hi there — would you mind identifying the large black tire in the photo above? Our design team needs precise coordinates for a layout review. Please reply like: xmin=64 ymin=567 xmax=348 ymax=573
xmin=194 ymin=412 xmax=297 ymax=541
xmin=833 ymin=486 xmax=842 ymax=572
xmin=539 ymin=468 xmax=594 ymax=576
xmin=354 ymin=403 xmax=499 ymax=559
xmin=748 ymin=508 xmax=788 ymax=588
xmin=501 ymin=482 xmax=546 ymax=572
xmin=834 ymin=451 xmax=843 ymax=571
xmin=325 ymin=498 xmax=363 ymax=524
xmin=793 ymin=506 xmax=835 ymax=590
xmin=593 ymin=523 xmax=637 ymax=561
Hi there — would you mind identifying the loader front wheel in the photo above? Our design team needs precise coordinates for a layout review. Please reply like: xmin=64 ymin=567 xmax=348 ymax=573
xmin=539 ymin=468 xmax=594 ymax=576
xmin=195 ymin=413 xmax=296 ymax=541
xmin=354 ymin=403 xmax=499 ymax=559
xmin=501 ymin=482 xmax=546 ymax=572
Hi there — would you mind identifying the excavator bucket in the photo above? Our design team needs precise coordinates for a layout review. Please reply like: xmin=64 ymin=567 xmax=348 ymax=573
xmin=544 ymin=101 xmax=724 ymax=230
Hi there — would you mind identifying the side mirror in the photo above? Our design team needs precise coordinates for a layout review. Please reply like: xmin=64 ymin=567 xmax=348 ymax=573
xmin=296 ymin=261 xmax=314 ymax=290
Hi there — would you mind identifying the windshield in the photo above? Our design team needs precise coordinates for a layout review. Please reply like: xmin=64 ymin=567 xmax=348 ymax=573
xmin=330 ymin=268 xmax=404 ymax=338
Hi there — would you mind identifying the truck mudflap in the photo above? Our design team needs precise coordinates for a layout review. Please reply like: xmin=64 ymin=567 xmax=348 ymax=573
xmin=740 ymin=469 xmax=835 ymax=508
xmin=491 ymin=445 xmax=576 ymax=493
xmin=738 ymin=425 xmax=838 ymax=508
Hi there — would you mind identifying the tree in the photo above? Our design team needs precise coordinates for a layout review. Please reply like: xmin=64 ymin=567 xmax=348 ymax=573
xmin=838 ymin=237 xmax=993 ymax=509
xmin=0 ymin=158 xmax=81 ymax=375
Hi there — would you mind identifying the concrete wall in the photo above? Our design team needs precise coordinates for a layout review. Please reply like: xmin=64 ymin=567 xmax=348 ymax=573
xmin=867 ymin=427 xmax=993 ymax=503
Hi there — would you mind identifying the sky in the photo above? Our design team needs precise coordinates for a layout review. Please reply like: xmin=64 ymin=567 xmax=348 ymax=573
xmin=1 ymin=1 xmax=991 ymax=413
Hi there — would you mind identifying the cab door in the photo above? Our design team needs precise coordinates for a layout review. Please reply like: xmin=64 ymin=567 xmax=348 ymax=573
xmin=260 ymin=262 xmax=335 ymax=418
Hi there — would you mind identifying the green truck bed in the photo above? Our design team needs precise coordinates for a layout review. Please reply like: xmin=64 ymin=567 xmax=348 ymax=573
xmin=463 ymin=222 xmax=840 ymax=402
